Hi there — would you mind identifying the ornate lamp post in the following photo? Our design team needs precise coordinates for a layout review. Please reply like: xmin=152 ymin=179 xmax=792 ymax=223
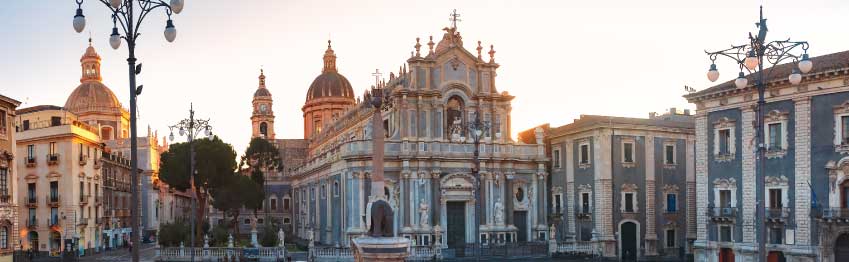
xmin=71 ymin=1 xmax=185 ymax=261
xmin=466 ymin=111 xmax=489 ymax=260
xmin=168 ymin=103 xmax=213 ymax=262
xmin=702 ymin=6 xmax=811 ymax=262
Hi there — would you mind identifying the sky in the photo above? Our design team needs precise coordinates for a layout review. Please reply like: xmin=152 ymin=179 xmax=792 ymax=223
xmin=2 ymin=0 xmax=849 ymax=154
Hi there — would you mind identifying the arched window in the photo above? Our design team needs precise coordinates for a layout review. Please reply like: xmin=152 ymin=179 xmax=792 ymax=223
xmin=101 ymin=126 xmax=113 ymax=140
xmin=0 ymin=225 xmax=8 ymax=249
xmin=446 ymin=96 xmax=465 ymax=138
xmin=260 ymin=122 xmax=268 ymax=137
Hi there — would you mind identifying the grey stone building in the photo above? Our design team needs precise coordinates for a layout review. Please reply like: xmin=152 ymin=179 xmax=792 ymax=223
xmin=546 ymin=110 xmax=696 ymax=260
xmin=685 ymin=50 xmax=849 ymax=262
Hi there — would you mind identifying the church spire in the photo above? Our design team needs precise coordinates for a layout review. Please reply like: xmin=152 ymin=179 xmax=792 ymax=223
xmin=80 ymin=39 xmax=102 ymax=83
xmin=258 ymin=67 xmax=266 ymax=88
xmin=322 ymin=40 xmax=337 ymax=73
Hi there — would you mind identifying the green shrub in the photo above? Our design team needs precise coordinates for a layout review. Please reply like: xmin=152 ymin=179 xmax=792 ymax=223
xmin=260 ymin=226 xmax=278 ymax=247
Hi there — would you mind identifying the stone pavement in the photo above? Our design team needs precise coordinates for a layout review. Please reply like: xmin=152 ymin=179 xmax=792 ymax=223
xmin=79 ymin=243 xmax=157 ymax=262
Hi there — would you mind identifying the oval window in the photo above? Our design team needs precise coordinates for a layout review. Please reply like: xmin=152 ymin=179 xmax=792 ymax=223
xmin=515 ymin=187 xmax=524 ymax=202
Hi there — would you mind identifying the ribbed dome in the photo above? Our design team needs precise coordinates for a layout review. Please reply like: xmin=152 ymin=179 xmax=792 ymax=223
xmin=65 ymin=81 xmax=123 ymax=115
xmin=306 ymin=72 xmax=354 ymax=101
xmin=254 ymin=88 xmax=271 ymax=97
xmin=254 ymin=69 xmax=272 ymax=97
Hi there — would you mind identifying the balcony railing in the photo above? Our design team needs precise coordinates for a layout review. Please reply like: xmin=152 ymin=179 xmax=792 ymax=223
xmin=46 ymin=195 xmax=60 ymax=207
xmin=708 ymin=207 xmax=738 ymax=221
xmin=79 ymin=195 xmax=89 ymax=205
xmin=47 ymin=154 xmax=59 ymax=165
xmin=815 ymin=208 xmax=849 ymax=221
xmin=576 ymin=210 xmax=592 ymax=219
xmin=49 ymin=217 xmax=59 ymax=226
xmin=78 ymin=154 xmax=88 ymax=166
xmin=25 ymin=157 xmax=36 ymax=167
xmin=0 ymin=194 xmax=10 ymax=203
xmin=93 ymin=158 xmax=102 ymax=169
xmin=78 ymin=217 xmax=88 ymax=225
xmin=26 ymin=218 xmax=37 ymax=229
xmin=26 ymin=196 xmax=37 ymax=207
xmin=765 ymin=207 xmax=791 ymax=221
xmin=95 ymin=196 xmax=103 ymax=205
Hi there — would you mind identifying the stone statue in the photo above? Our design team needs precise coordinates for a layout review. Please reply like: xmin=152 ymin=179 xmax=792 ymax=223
xmin=368 ymin=200 xmax=394 ymax=237
xmin=450 ymin=117 xmax=463 ymax=140
xmin=204 ymin=234 xmax=209 ymax=248
xmin=493 ymin=197 xmax=504 ymax=225
xmin=419 ymin=200 xmax=430 ymax=227
xmin=278 ymin=228 xmax=285 ymax=247
xmin=250 ymin=216 xmax=258 ymax=230
xmin=228 ymin=234 xmax=234 ymax=248
xmin=549 ymin=224 xmax=556 ymax=240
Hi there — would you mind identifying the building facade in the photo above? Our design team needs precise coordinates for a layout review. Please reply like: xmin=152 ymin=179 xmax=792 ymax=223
xmin=0 ymin=95 xmax=21 ymax=260
xmin=15 ymin=106 xmax=103 ymax=256
xmin=287 ymin=21 xmax=548 ymax=250
xmin=686 ymin=51 xmax=849 ymax=262
xmin=100 ymin=149 xmax=133 ymax=249
xmin=546 ymin=111 xmax=696 ymax=260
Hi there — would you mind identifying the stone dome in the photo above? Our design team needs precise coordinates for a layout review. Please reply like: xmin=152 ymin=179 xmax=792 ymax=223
xmin=306 ymin=72 xmax=354 ymax=101
xmin=64 ymin=81 xmax=123 ymax=115
xmin=254 ymin=88 xmax=271 ymax=97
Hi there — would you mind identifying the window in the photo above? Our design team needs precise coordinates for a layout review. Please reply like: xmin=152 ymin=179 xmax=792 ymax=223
xmin=665 ymin=229 xmax=676 ymax=248
xmin=769 ymin=188 xmax=783 ymax=209
xmin=321 ymin=185 xmax=326 ymax=199
xmin=719 ymin=190 xmax=732 ymax=208
xmin=0 ymin=226 xmax=7 ymax=249
xmin=580 ymin=144 xmax=590 ymax=164
xmin=554 ymin=194 xmax=562 ymax=214
xmin=257 ymin=218 xmax=264 ymax=225
xmin=244 ymin=219 xmax=250 ymax=225
xmin=27 ymin=208 xmax=35 ymax=225
xmin=719 ymin=225 xmax=732 ymax=242
xmin=665 ymin=144 xmax=675 ymax=165
xmin=50 ymin=208 xmax=58 ymax=225
xmin=842 ymin=115 xmax=849 ymax=144
xmin=624 ymin=193 xmax=635 ymax=212
xmin=50 ymin=117 xmax=61 ymax=127
xmin=283 ymin=198 xmax=291 ymax=210
xmin=718 ymin=129 xmax=731 ymax=155
xmin=769 ymin=228 xmax=783 ymax=244
xmin=334 ymin=182 xmax=340 ymax=197
xmin=49 ymin=181 xmax=58 ymax=201
xmin=623 ymin=142 xmax=634 ymax=163
xmin=27 ymin=183 xmax=35 ymax=203
xmin=270 ymin=198 xmax=278 ymax=211
xmin=0 ymin=110 xmax=5 ymax=135
xmin=768 ymin=123 xmax=782 ymax=150
xmin=0 ymin=169 xmax=7 ymax=198
xmin=283 ymin=218 xmax=291 ymax=224
xmin=581 ymin=192 xmax=591 ymax=214
xmin=552 ymin=149 xmax=561 ymax=168
xmin=22 ymin=120 xmax=29 ymax=131
xmin=666 ymin=194 xmax=677 ymax=212
xmin=27 ymin=145 xmax=34 ymax=159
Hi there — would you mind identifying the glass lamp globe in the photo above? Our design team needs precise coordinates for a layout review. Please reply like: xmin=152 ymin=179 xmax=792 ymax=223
xmin=169 ymin=133 xmax=174 ymax=141
xmin=205 ymin=127 xmax=211 ymax=137
xmin=179 ymin=127 xmax=185 ymax=136
xmin=170 ymin=0 xmax=185 ymax=14
xmin=73 ymin=9 xmax=86 ymax=33
xmin=475 ymin=129 xmax=483 ymax=137
xmin=735 ymin=72 xmax=748 ymax=89
xmin=744 ymin=51 xmax=759 ymax=71
xmin=109 ymin=28 xmax=121 ymax=50
xmin=789 ymin=69 xmax=802 ymax=85
xmin=164 ymin=20 xmax=177 ymax=42
xmin=707 ymin=64 xmax=720 ymax=82
xmin=798 ymin=54 xmax=813 ymax=73
xmin=110 ymin=0 xmax=122 ymax=9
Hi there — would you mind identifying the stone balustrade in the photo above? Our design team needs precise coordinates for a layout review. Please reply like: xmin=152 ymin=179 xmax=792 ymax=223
xmin=156 ymin=246 xmax=286 ymax=262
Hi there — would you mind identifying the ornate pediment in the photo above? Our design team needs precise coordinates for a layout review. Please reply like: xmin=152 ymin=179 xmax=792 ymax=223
xmin=765 ymin=110 xmax=789 ymax=123
xmin=713 ymin=117 xmax=736 ymax=129
xmin=577 ymin=184 xmax=592 ymax=193
xmin=834 ymin=100 xmax=849 ymax=114
xmin=764 ymin=175 xmax=789 ymax=187
xmin=662 ymin=184 xmax=680 ymax=193
xmin=713 ymin=178 xmax=737 ymax=189
xmin=440 ymin=173 xmax=475 ymax=189
xmin=621 ymin=183 xmax=639 ymax=193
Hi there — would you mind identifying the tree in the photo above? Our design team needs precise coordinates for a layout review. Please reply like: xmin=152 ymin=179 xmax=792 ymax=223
xmin=160 ymin=136 xmax=238 ymax=246
xmin=240 ymin=138 xmax=283 ymax=217
xmin=211 ymin=174 xmax=261 ymax=237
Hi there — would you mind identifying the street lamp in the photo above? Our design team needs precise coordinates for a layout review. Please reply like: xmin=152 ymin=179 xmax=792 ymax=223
xmin=168 ymin=103 xmax=213 ymax=262
xmin=71 ymin=1 xmax=185 ymax=261
xmin=466 ymin=112 xmax=489 ymax=261
xmin=702 ymin=6 xmax=810 ymax=262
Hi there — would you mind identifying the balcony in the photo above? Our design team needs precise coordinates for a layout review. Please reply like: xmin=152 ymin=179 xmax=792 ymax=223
xmin=49 ymin=217 xmax=59 ymax=227
xmin=47 ymin=154 xmax=59 ymax=165
xmin=26 ymin=218 xmax=37 ymax=229
xmin=25 ymin=157 xmax=36 ymax=167
xmin=95 ymin=217 xmax=102 ymax=224
xmin=0 ymin=194 xmax=10 ymax=203
xmin=708 ymin=207 xmax=738 ymax=222
xmin=93 ymin=158 xmax=102 ymax=169
xmin=79 ymin=194 xmax=89 ymax=205
xmin=576 ymin=210 xmax=592 ymax=219
xmin=78 ymin=154 xmax=88 ymax=166
xmin=26 ymin=196 xmax=37 ymax=207
xmin=815 ymin=208 xmax=849 ymax=223
xmin=95 ymin=196 xmax=103 ymax=206
xmin=765 ymin=207 xmax=791 ymax=223
xmin=78 ymin=216 xmax=88 ymax=225
xmin=46 ymin=195 xmax=60 ymax=207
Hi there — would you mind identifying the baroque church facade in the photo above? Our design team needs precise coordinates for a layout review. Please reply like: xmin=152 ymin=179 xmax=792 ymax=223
xmin=265 ymin=21 xmax=550 ymax=248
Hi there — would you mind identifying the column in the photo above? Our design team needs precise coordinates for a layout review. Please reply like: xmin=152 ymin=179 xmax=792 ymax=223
xmin=486 ymin=174 xmax=493 ymax=225
xmin=741 ymin=107 xmax=756 ymax=243
xmin=401 ymin=172 xmax=409 ymax=228
xmin=793 ymin=97 xmax=812 ymax=245
xmin=695 ymin=114 xmax=709 ymax=242
xmin=565 ymin=139 xmax=577 ymax=240
xmin=531 ymin=172 xmax=538 ymax=233
xmin=686 ymin=137 xmax=697 ymax=244
xmin=594 ymin=130 xmax=616 ymax=257
xmin=645 ymin=136 xmax=657 ymax=256
xmin=432 ymin=172 xmax=441 ymax=227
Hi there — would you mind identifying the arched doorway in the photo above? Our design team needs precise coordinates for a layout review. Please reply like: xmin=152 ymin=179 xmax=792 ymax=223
xmin=767 ymin=251 xmax=785 ymax=262
xmin=27 ymin=231 xmax=38 ymax=252
xmin=440 ymin=174 xmax=476 ymax=249
xmin=50 ymin=231 xmax=61 ymax=254
xmin=836 ymin=233 xmax=849 ymax=262
xmin=619 ymin=221 xmax=638 ymax=261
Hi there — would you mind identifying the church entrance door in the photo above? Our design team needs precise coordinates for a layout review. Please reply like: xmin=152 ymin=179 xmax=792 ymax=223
xmin=836 ymin=233 xmax=849 ymax=262
xmin=514 ymin=211 xmax=527 ymax=242
xmin=446 ymin=201 xmax=466 ymax=248
xmin=620 ymin=222 xmax=637 ymax=261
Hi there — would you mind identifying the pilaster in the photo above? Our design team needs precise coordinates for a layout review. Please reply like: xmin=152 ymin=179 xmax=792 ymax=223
xmin=645 ymin=136 xmax=658 ymax=256
xmin=741 ymin=107 xmax=756 ymax=243
xmin=565 ymin=139 xmax=576 ymax=240
xmin=695 ymin=113 xmax=709 ymax=241
xmin=793 ymin=97 xmax=811 ymax=245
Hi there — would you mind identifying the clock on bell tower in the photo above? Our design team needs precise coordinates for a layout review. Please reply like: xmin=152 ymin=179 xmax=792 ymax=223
xmin=251 ymin=68 xmax=275 ymax=139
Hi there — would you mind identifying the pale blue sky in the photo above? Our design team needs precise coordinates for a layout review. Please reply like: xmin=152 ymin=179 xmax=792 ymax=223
xmin=2 ymin=0 xmax=848 ymax=153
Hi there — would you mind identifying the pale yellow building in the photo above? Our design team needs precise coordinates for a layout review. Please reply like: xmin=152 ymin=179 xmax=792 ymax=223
xmin=15 ymin=105 xmax=103 ymax=255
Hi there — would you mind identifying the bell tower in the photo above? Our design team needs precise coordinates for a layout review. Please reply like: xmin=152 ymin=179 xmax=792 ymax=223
xmin=251 ymin=69 xmax=275 ymax=139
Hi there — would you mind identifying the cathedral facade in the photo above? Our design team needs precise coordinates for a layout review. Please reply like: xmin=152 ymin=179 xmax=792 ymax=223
xmin=283 ymin=22 xmax=549 ymax=249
